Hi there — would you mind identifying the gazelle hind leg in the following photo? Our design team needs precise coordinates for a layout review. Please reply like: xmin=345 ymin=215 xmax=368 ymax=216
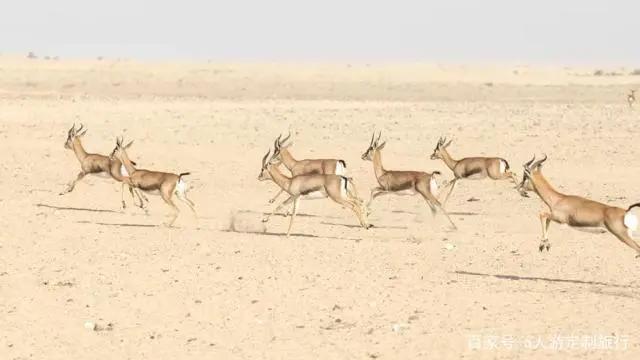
xmin=418 ymin=187 xmax=456 ymax=230
xmin=161 ymin=192 xmax=180 ymax=227
xmin=440 ymin=178 xmax=457 ymax=206
xmin=606 ymin=221 xmax=640 ymax=257
xmin=338 ymin=198 xmax=370 ymax=229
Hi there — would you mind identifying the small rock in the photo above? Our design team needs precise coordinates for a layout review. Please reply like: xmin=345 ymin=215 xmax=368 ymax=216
xmin=392 ymin=323 xmax=409 ymax=333
xmin=84 ymin=321 xmax=97 ymax=331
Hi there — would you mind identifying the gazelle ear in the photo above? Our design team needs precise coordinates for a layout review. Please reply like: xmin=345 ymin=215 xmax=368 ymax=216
xmin=78 ymin=129 xmax=87 ymax=137
xmin=377 ymin=141 xmax=386 ymax=150
xmin=444 ymin=139 xmax=453 ymax=148
xmin=124 ymin=140 xmax=134 ymax=149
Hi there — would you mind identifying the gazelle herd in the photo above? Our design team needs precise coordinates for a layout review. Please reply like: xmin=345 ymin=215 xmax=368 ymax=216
xmin=60 ymin=123 xmax=640 ymax=259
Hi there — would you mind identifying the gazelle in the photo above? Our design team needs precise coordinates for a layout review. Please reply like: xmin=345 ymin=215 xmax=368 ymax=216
xmin=258 ymin=149 xmax=370 ymax=237
xmin=361 ymin=132 xmax=456 ymax=229
xmin=628 ymin=89 xmax=636 ymax=108
xmin=517 ymin=154 xmax=640 ymax=257
xmin=61 ymin=123 xmax=144 ymax=208
xmin=111 ymin=137 xmax=196 ymax=226
xmin=430 ymin=136 xmax=518 ymax=205
xmin=268 ymin=133 xmax=349 ymax=204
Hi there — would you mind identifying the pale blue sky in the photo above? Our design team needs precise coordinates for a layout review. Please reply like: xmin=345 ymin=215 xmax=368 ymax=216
xmin=1 ymin=0 xmax=638 ymax=65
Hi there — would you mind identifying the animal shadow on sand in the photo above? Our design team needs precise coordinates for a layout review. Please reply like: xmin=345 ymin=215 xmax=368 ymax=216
xmin=454 ymin=270 xmax=637 ymax=290
xmin=76 ymin=220 xmax=158 ymax=228
xmin=36 ymin=203 xmax=119 ymax=214
xmin=221 ymin=228 xmax=362 ymax=242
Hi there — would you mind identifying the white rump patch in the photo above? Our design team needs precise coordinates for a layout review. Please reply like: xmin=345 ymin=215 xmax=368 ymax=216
xmin=175 ymin=178 xmax=187 ymax=195
xmin=335 ymin=161 xmax=346 ymax=176
xmin=429 ymin=176 xmax=439 ymax=195
xmin=120 ymin=164 xmax=129 ymax=177
xmin=499 ymin=160 xmax=507 ymax=174
xmin=340 ymin=178 xmax=347 ymax=199
xmin=624 ymin=212 xmax=638 ymax=237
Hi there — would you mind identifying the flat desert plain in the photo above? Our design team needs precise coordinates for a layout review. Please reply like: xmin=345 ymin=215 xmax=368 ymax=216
xmin=1 ymin=57 xmax=640 ymax=359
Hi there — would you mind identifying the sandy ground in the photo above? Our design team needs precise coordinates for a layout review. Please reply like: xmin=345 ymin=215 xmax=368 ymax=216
xmin=1 ymin=56 xmax=640 ymax=359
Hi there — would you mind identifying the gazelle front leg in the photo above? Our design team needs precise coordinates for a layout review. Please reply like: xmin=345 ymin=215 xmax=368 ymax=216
xmin=263 ymin=195 xmax=294 ymax=223
xmin=268 ymin=189 xmax=284 ymax=204
xmin=367 ymin=187 xmax=388 ymax=207
xmin=286 ymin=196 xmax=301 ymax=237
xmin=539 ymin=212 xmax=552 ymax=251
xmin=59 ymin=171 xmax=86 ymax=195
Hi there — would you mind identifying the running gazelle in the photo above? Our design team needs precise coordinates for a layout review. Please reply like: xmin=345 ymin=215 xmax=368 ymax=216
xmin=430 ymin=136 xmax=518 ymax=205
xmin=61 ymin=123 xmax=145 ymax=208
xmin=361 ymin=132 xmax=456 ymax=229
xmin=111 ymin=137 xmax=196 ymax=226
xmin=517 ymin=154 xmax=640 ymax=256
xmin=258 ymin=148 xmax=370 ymax=237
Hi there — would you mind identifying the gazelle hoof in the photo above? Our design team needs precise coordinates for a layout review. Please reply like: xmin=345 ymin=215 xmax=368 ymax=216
xmin=268 ymin=199 xmax=275 ymax=204
xmin=262 ymin=218 xmax=269 ymax=223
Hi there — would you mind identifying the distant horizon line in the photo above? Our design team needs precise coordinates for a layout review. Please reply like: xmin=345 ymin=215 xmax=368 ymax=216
xmin=1 ymin=51 xmax=638 ymax=69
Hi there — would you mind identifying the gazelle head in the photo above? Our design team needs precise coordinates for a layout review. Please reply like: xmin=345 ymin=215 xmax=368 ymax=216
xmin=517 ymin=154 xmax=547 ymax=197
xmin=258 ymin=149 xmax=275 ymax=181
xmin=110 ymin=136 xmax=134 ymax=161
xmin=361 ymin=131 xmax=386 ymax=161
xmin=64 ymin=123 xmax=87 ymax=149
xmin=430 ymin=137 xmax=453 ymax=160
xmin=270 ymin=133 xmax=292 ymax=162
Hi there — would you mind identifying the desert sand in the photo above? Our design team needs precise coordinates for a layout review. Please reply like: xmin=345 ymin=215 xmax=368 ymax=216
xmin=1 ymin=56 xmax=640 ymax=359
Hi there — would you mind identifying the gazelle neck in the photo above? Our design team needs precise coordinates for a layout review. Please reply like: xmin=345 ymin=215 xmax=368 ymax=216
xmin=530 ymin=171 xmax=563 ymax=208
xmin=373 ymin=149 xmax=386 ymax=179
xmin=268 ymin=164 xmax=292 ymax=192
xmin=439 ymin=148 xmax=458 ymax=171
xmin=71 ymin=138 xmax=88 ymax=163
xmin=109 ymin=158 xmax=125 ymax=181
xmin=279 ymin=148 xmax=297 ymax=170
xmin=118 ymin=150 xmax=137 ymax=176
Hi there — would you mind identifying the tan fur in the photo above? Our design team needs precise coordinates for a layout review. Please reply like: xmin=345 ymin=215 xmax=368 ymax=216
xmin=519 ymin=155 xmax=640 ymax=256
xmin=267 ymin=133 xmax=350 ymax=205
xmin=362 ymin=132 xmax=456 ymax=229
xmin=112 ymin=137 xmax=196 ymax=227
xmin=258 ymin=149 xmax=369 ymax=237
xmin=61 ymin=124 xmax=144 ymax=209
xmin=430 ymin=136 xmax=518 ymax=205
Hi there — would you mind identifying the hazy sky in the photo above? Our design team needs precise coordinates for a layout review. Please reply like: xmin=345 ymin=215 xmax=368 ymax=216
xmin=1 ymin=0 xmax=638 ymax=65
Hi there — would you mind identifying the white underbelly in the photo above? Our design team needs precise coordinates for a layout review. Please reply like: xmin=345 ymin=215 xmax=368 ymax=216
xmin=302 ymin=190 xmax=328 ymax=200
xmin=395 ymin=189 xmax=417 ymax=196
